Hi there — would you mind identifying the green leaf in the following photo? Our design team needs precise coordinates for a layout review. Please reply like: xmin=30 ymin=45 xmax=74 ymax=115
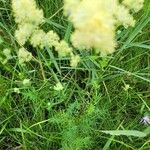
xmin=8 ymin=128 xmax=28 ymax=133
xmin=102 ymin=130 xmax=147 ymax=137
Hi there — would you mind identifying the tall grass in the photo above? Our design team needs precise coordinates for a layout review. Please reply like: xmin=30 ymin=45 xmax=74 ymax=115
xmin=0 ymin=0 xmax=150 ymax=149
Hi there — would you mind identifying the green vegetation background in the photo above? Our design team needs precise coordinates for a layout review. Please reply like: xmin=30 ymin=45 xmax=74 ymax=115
xmin=0 ymin=0 xmax=150 ymax=149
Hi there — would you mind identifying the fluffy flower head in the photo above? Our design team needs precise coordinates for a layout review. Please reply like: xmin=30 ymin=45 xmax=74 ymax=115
xmin=3 ymin=48 xmax=12 ymax=59
xmin=12 ymin=0 xmax=44 ymax=46
xmin=12 ymin=0 xmax=44 ymax=25
xmin=30 ymin=29 xmax=46 ymax=48
xmin=30 ymin=29 xmax=60 ymax=49
xmin=64 ymin=0 xmax=143 ymax=55
xmin=54 ymin=82 xmax=64 ymax=91
xmin=18 ymin=47 xmax=32 ymax=64
xmin=70 ymin=54 xmax=80 ymax=68
xmin=123 ymin=0 xmax=144 ymax=12
xmin=55 ymin=40 xmax=72 ymax=57
xmin=15 ymin=23 xmax=35 ymax=45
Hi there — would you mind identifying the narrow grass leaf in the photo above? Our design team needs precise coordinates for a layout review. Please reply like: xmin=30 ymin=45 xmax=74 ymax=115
xmin=102 ymin=130 xmax=147 ymax=137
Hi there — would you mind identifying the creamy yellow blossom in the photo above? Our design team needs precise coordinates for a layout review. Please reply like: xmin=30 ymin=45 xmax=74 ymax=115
xmin=2 ymin=48 xmax=12 ymax=64
xmin=12 ymin=0 xmax=75 ymax=67
xmin=30 ymin=29 xmax=46 ymax=48
xmin=22 ymin=79 xmax=31 ymax=86
xmin=14 ymin=87 xmax=20 ymax=93
xmin=15 ymin=23 xmax=35 ymax=45
xmin=3 ymin=48 xmax=12 ymax=59
xmin=70 ymin=54 xmax=80 ymax=68
xmin=12 ymin=0 xmax=44 ymax=25
xmin=54 ymin=82 xmax=64 ymax=91
xmin=64 ymin=0 xmax=117 ymax=54
xmin=12 ymin=0 xmax=44 ymax=46
xmin=114 ymin=5 xmax=135 ymax=28
xmin=18 ymin=47 xmax=32 ymax=64
xmin=63 ymin=0 xmax=81 ymax=16
xmin=123 ymin=0 xmax=144 ymax=12
xmin=46 ymin=30 xmax=60 ymax=47
xmin=123 ymin=84 xmax=130 ymax=91
xmin=64 ymin=0 xmax=143 ymax=55
xmin=30 ymin=29 xmax=60 ymax=49
xmin=55 ymin=40 xmax=72 ymax=57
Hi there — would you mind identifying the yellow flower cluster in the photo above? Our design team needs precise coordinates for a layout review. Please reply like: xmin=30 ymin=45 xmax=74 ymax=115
xmin=30 ymin=30 xmax=60 ymax=49
xmin=70 ymin=54 xmax=80 ymax=68
xmin=12 ymin=0 xmax=44 ymax=45
xmin=123 ymin=0 xmax=144 ymax=12
xmin=55 ymin=40 xmax=72 ymax=57
xmin=3 ymin=48 xmax=12 ymax=60
xmin=1 ymin=48 xmax=12 ymax=64
xmin=54 ymin=82 xmax=64 ymax=91
xmin=114 ymin=4 xmax=135 ymax=28
xmin=15 ymin=23 xmax=35 ymax=46
xmin=12 ymin=0 xmax=44 ymax=25
xmin=12 ymin=0 xmax=80 ymax=67
xmin=18 ymin=47 xmax=32 ymax=65
xmin=22 ymin=79 xmax=31 ymax=86
xmin=64 ymin=0 xmax=144 ymax=55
